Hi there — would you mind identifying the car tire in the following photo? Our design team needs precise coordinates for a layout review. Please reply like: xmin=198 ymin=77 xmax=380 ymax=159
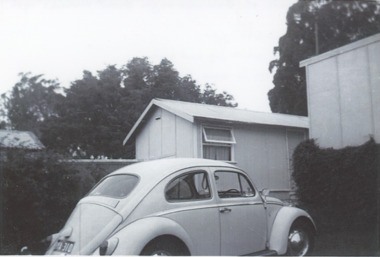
xmin=140 ymin=237 xmax=189 ymax=256
xmin=286 ymin=221 xmax=314 ymax=256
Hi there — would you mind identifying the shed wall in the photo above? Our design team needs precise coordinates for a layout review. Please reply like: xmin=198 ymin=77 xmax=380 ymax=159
xmin=232 ymin=125 xmax=307 ymax=193
xmin=175 ymin=115 xmax=197 ymax=158
xmin=135 ymin=108 xmax=195 ymax=160
xmin=302 ymin=34 xmax=380 ymax=148
xmin=194 ymin=121 xmax=307 ymax=199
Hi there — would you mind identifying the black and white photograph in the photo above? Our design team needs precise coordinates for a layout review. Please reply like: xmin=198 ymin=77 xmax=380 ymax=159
xmin=0 ymin=0 xmax=379 ymax=255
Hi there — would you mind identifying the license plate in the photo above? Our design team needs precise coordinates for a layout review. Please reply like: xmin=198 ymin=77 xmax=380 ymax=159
xmin=54 ymin=239 xmax=75 ymax=253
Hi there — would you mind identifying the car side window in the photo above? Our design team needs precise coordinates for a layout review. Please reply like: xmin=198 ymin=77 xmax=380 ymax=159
xmin=166 ymin=171 xmax=211 ymax=201
xmin=215 ymin=171 xmax=255 ymax=198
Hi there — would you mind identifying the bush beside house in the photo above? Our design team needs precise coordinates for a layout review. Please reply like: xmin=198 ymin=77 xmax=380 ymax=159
xmin=293 ymin=139 xmax=379 ymax=255
xmin=0 ymin=150 xmax=110 ymax=254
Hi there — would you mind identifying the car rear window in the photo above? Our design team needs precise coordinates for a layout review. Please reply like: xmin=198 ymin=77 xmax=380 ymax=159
xmin=89 ymin=175 xmax=139 ymax=198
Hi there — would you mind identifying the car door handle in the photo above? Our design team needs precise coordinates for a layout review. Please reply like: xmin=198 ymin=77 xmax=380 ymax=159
xmin=219 ymin=207 xmax=232 ymax=213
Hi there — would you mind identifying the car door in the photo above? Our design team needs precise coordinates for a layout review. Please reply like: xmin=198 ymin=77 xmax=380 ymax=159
xmin=212 ymin=168 xmax=267 ymax=256
xmin=162 ymin=168 xmax=221 ymax=255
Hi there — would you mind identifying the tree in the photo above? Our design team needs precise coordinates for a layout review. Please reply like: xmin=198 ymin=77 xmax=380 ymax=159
xmin=201 ymin=84 xmax=237 ymax=107
xmin=122 ymin=57 xmax=152 ymax=112
xmin=41 ymin=67 xmax=131 ymax=158
xmin=3 ymin=73 xmax=63 ymax=137
xmin=121 ymin=57 xmax=156 ymax=125
xmin=37 ymin=57 xmax=237 ymax=158
xmin=2 ymin=58 xmax=237 ymax=159
xmin=150 ymin=58 xmax=180 ymax=99
xmin=268 ymin=0 xmax=380 ymax=116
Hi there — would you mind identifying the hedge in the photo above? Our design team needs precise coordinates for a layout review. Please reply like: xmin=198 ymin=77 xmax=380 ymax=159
xmin=292 ymin=138 xmax=380 ymax=231
xmin=0 ymin=150 xmax=109 ymax=254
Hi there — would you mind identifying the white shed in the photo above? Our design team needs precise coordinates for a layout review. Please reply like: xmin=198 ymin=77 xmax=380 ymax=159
xmin=124 ymin=99 xmax=309 ymax=200
xmin=300 ymin=33 xmax=380 ymax=148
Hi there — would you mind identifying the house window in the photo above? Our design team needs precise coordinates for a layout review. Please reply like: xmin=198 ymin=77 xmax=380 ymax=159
xmin=202 ymin=127 xmax=235 ymax=161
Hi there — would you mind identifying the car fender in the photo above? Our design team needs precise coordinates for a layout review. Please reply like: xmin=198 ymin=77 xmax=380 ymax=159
xmin=110 ymin=216 xmax=193 ymax=255
xmin=269 ymin=206 xmax=316 ymax=255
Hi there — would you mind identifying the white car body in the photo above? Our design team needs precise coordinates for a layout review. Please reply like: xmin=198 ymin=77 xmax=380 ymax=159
xmin=45 ymin=158 xmax=316 ymax=256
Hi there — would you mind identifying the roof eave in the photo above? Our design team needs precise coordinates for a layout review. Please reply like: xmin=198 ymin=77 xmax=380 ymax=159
xmin=123 ymin=99 xmax=195 ymax=146
xmin=123 ymin=100 xmax=155 ymax=146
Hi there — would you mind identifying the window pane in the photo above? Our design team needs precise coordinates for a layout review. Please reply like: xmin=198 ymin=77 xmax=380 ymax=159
xmin=193 ymin=172 xmax=211 ymax=199
xmin=89 ymin=175 xmax=138 ymax=198
xmin=215 ymin=171 xmax=254 ymax=198
xmin=166 ymin=172 xmax=211 ymax=201
xmin=203 ymin=145 xmax=231 ymax=161
xmin=203 ymin=127 xmax=234 ymax=143
xmin=215 ymin=171 xmax=241 ymax=198
xmin=239 ymin=174 xmax=255 ymax=197
xmin=166 ymin=177 xmax=192 ymax=200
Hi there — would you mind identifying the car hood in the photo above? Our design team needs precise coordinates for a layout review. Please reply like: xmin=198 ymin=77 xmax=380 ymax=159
xmin=46 ymin=200 xmax=123 ymax=255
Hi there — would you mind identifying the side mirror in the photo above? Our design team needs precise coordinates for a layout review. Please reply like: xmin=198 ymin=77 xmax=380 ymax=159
xmin=261 ymin=188 xmax=270 ymax=196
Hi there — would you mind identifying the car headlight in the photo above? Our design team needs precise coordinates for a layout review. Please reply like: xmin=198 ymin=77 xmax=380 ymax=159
xmin=99 ymin=237 xmax=119 ymax=255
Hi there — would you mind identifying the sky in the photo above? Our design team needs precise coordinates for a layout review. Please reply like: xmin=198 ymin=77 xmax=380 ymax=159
xmin=0 ymin=0 xmax=297 ymax=112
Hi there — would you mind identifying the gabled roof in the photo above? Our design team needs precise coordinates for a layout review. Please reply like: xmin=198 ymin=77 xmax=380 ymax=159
xmin=0 ymin=130 xmax=45 ymax=150
xmin=123 ymin=98 xmax=309 ymax=145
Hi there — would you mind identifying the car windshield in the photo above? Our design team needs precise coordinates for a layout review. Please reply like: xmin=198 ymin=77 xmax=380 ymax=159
xmin=89 ymin=175 xmax=139 ymax=198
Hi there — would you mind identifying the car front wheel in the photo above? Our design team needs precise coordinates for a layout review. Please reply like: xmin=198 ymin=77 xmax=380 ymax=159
xmin=286 ymin=221 xmax=314 ymax=256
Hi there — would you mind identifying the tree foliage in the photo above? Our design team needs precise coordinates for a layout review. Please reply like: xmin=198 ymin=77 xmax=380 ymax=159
xmin=2 ymin=73 xmax=63 ymax=137
xmin=268 ymin=0 xmax=380 ymax=116
xmin=2 ymin=58 xmax=237 ymax=158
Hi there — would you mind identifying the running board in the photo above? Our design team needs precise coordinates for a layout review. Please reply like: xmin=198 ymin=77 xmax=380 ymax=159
xmin=244 ymin=249 xmax=278 ymax=256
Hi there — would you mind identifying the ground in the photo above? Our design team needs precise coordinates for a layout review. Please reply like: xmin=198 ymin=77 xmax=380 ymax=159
xmin=312 ymin=224 xmax=379 ymax=255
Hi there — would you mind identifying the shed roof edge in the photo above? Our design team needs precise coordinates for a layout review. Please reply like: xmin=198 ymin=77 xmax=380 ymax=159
xmin=300 ymin=33 xmax=380 ymax=67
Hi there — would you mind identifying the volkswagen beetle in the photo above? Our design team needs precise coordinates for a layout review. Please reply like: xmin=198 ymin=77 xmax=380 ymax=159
xmin=44 ymin=158 xmax=316 ymax=256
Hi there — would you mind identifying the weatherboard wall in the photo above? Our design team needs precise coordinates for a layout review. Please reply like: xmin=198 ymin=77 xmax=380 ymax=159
xmin=230 ymin=124 xmax=307 ymax=193
xmin=135 ymin=107 xmax=195 ymax=160
xmin=300 ymin=33 xmax=380 ymax=148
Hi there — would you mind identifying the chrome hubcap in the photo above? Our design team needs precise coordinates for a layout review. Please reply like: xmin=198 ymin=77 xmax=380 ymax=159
xmin=151 ymin=250 xmax=171 ymax=256
xmin=288 ymin=229 xmax=309 ymax=256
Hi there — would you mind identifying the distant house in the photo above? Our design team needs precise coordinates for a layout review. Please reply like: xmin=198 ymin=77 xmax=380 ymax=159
xmin=0 ymin=130 xmax=45 ymax=160
xmin=300 ymin=33 xmax=380 ymax=148
xmin=123 ymin=99 xmax=309 ymax=200
xmin=0 ymin=130 xmax=45 ymax=150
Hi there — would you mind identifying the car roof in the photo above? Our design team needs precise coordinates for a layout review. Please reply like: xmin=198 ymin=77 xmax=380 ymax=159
xmin=110 ymin=158 xmax=239 ymax=181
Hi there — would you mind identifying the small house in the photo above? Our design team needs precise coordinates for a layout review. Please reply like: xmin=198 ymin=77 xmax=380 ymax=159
xmin=0 ymin=129 xmax=45 ymax=160
xmin=123 ymin=99 xmax=308 ymax=200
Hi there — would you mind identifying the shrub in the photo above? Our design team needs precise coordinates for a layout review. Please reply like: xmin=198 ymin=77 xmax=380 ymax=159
xmin=293 ymin=138 xmax=380 ymax=230
xmin=0 ymin=150 xmax=101 ymax=254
